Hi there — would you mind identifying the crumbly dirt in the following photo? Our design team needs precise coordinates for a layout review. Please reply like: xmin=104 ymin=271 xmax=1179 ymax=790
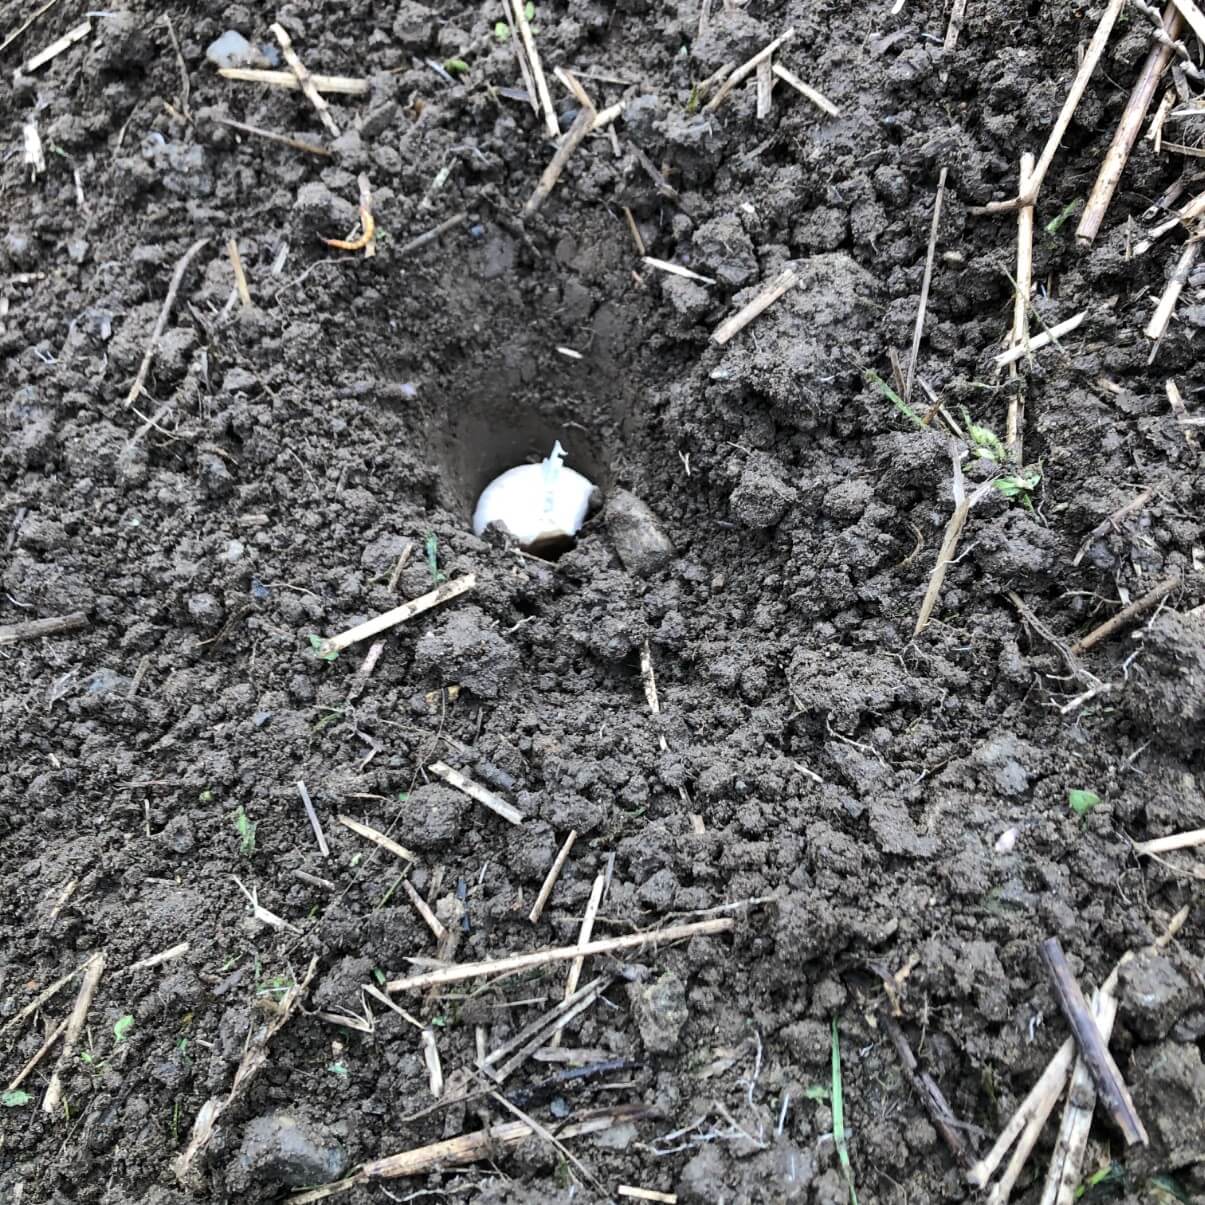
xmin=2 ymin=1 xmax=1204 ymax=1203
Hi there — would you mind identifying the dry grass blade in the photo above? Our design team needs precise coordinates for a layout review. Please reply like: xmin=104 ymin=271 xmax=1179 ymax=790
xmin=1132 ymin=827 xmax=1205 ymax=855
xmin=124 ymin=238 xmax=209 ymax=406
xmin=523 ymin=103 xmax=597 ymax=218
xmin=1007 ymin=153 xmax=1036 ymax=460
xmin=41 ymin=952 xmax=105 ymax=1114
xmin=1144 ymin=237 xmax=1200 ymax=343
xmin=212 ymin=114 xmax=332 ymax=157
xmin=509 ymin=0 xmax=558 ymax=138
xmin=905 ymin=166 xmax=948 ymax=403
xmin=914 ymin=449 xmax=994 ymax=636
xmin=771 ymin=63 xmax=838 ymax=115
xmin=175 ymin=958 xmax=318 ymax=1181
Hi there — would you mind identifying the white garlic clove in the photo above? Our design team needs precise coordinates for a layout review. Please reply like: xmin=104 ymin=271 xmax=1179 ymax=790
xmin=473 ymin=442 xmax=594 ymax=549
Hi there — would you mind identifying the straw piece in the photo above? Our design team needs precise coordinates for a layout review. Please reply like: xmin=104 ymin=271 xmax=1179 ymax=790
xmin=217 ymin=66 xmax=369 ymax=93
xmin=771 ymin=63 xmax=838 ymax=116
xmin=21 ymin=16 xmax=89 ymax=72
xmin=1132 ymin=827 xmax=1205 ymax=856
xmin=42 ymin=952 xmax=105 ymax=1114
xmin=1144 ymin=238 xmax=1200 ymax=341
xmin=270 ymin=22 xmax=339 ymax=137
xmin=643 ymin=256 xmax=716 ymax=285
xmin=403 ymin=880 xmax=447 ymax=942
xmin=529 ymin=830 xmax=577 ymax=923
xmin=1069 ymin=576 xmax=1179 ymax=654
xmin=710 ymin=267 xmax=799 ymax=345
xmin=522 ymin=103 xmax=597 ymax=218
xmin=427 ymin=760 xmax=524 ymax=826
xmin=704 ymin=28 xmax=795 ymax=112
xmin=1076 ymin=7 xmax=1181 ymax=244
xmin=314 ymin=574 xmax=475 ymax=658
xmin=551 ymin=875 xmax=604 ymax=1049
xmin=336 ymin=814 xmax=417 ymax=863
xmin=993 ymin=311 xmax=1086 ymax=368
xmin=297 ymin=780 xmax=330 ymax=856
xmin=509 ymin=0 xmax=559 ymax=138
xmin=387 ymin=917 xmax=733 ymax=992
xmin=978 ymin=0 xmax=1126 ymax=213
xmin=1039 ymin=938 xmax=1148 ymax=1146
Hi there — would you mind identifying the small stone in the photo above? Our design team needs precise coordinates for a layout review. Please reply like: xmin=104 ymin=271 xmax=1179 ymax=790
xmin=205 ymin=31 xmax=258 ymax=69
xmin=230 ymin=1112 xmax=347 ymax=1192
xmin=159 ymin=815 xmax=195 ymax=855
xmin=84 ymin=667 xmax=132 ymax=697
xmin=627 ymin=971 xmax=688 ymax=1053
xmin=221 ymin=366 xmax=257 ymax=394
xmin=413 ymin=606 xmax=518 ymax=700
xmin=730 ymin=459 xmax=797 ymax=527
xmin=225 ymin=540 xmax=245 ymax=562
xmin=391 ymin=1 xmax=436 ymax=48
xmin=605 ymin=490 xmax=674 ymax=576
xmin=1119 ymin=952 xmax=1195 ymax=1041
xmin=187 ymin=593 xmax=224 ymax=630
xmin=400 ymin=784 xmax=471 ymax=851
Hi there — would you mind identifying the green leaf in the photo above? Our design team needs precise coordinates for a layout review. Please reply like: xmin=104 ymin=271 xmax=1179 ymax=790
xmin=802 ymin=1083 xmax=829 ymax=1102
xmin=960 ymin=408 xmax=1007 ymax=462
xmin=1045 ymin=198 xmax=1082 ymax=237
xmin=424 ymin=532 xmax=446 ymax=584
xmin=866 ymin=369 xmax=923 ymax=429
xmin=327 ymin=1061 xmax=349 ymax=1077
xmin=994 ymin=470 xmax=1041 ymax=500
xmin=525 ymin=1 xmax=535 ymax=19
xmin=307 ymin=633 xmax=339 ymax=661
xmin=1068 ymin=789 xmax=1101 ymax=816
xmin=2 ymin=1090 xmax=32 ymax=1107
xmin=233 ymin=806 xmax=257 ymax=856
xmin=113 ymin=1015 xmax=134 ymax=1043
xmin=443 ymin=58 xmax=469 ymax=75
xmin=494 ymin=20 xmax=511 ymax=40
xmin=831 ymin=1018 xmax=859 ymax=1205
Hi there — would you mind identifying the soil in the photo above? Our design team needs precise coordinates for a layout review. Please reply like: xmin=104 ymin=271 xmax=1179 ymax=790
xmin=2 ymin=1 xmax=1204 ymax=1203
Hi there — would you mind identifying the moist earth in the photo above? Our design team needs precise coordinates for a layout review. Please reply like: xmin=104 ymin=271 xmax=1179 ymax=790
xmin=2 ymin=1 xmax=1204 ymax=1203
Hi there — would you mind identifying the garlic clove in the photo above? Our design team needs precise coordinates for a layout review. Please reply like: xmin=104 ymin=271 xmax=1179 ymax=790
xmin=473 ymin=442 xmax=594 ymax=549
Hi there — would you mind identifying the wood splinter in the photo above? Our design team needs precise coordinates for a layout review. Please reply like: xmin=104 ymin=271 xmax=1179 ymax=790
xmin=1069 ymin=575 xmax=1179 ymax=654
xmin=1039 ymin=937 xmax=1148 ymax=1146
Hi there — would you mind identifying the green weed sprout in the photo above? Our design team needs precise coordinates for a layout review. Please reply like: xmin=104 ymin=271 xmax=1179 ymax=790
xmin=233 ymin=806 xmax=257 ymax=856
xmin=831 ymin=1018 xmax=858 ymax=1205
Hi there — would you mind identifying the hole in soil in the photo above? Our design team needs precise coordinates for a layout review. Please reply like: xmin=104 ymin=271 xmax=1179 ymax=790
xmin=409 ymin=303 xmax=636 ymax=540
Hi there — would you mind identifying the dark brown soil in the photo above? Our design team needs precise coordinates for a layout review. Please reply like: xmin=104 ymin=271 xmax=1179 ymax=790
xmin=2 ymin=1 xmax=1204 ymax=1203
